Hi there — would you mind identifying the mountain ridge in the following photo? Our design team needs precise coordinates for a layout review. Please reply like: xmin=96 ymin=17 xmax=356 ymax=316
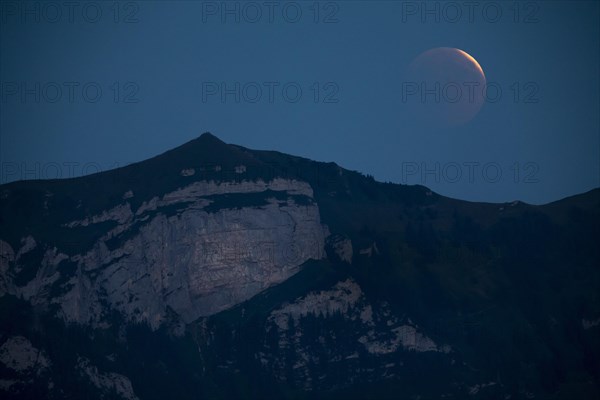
xmin=2 ymin=132 xmax=597 ymax=208
xmin=0 ymin=133 xmax=599 ymax=399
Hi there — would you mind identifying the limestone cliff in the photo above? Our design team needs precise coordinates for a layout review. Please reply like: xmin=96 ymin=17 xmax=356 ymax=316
xmin=1 ymin=178 xmax=329 ymax=329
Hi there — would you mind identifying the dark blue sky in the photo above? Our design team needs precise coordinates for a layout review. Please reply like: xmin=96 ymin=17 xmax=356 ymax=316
xmin=1 ymin=1 xmax=598 ymax=204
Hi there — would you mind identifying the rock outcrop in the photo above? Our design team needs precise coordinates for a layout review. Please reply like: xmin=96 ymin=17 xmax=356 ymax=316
xmin=0 ymin=336 xmax=53 ymax=397
xmin=0 ymin=336 xmax=51 ymax=373
xmin=2 ymin=178 xmax=329 ymax=329
xmin=326 ymin=234 xmax=353 ymax=264
xmin=260 ymin=279 xmax=450 ymax=390
xmin=77 ymin=357 xmax=139 ymax=400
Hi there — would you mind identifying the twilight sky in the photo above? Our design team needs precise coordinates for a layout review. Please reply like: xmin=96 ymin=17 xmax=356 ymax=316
xmin=1 ymin=1 xmax=598 ymax=204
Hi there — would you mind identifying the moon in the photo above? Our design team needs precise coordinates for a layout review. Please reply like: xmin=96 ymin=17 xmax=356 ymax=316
xmin=404 ymin=47 xmax=486 ymax=127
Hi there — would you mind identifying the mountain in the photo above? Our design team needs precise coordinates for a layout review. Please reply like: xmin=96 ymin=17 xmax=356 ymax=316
xmin=1 ymin=132 xmax=599 ymax=399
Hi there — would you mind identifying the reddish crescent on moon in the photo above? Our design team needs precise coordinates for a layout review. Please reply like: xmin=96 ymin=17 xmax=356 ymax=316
xmin=405 ymin=47 xmax=487 ymax=127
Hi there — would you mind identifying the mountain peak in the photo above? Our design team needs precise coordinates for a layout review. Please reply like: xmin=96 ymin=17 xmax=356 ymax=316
xmin=198 ymin=132 xmax=222 ymax=142
xmin=152 ymin=132 xmax=260 ymax=175
xmin=176 ymin=131 xmax=230 ymax=153
xmin=158 ymin=132 xmax=231 ymax=163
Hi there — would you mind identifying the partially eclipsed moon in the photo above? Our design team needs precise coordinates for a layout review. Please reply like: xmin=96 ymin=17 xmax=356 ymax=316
xmin=405 ymin=47 xmax=486 ymax=127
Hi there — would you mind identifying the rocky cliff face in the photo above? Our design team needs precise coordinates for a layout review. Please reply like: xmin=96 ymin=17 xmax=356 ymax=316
xmin=1 ymin=178 xmax=329 ymax=329
xmin=259 ymin=279 xmax=450 ymax=391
